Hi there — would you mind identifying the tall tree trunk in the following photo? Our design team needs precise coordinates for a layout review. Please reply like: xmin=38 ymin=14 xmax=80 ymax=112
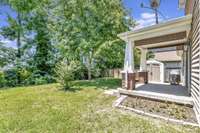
xmin=16 ymin=12 xmax=22 ymax=85
xmin=88 ymin=67 xmax=91 ymax=80
xmin=87 ymin=56 xmax=91 ymax=80
xmin=87 ymin=53 xmax=92 ymax=80
xmin=17 ymin=13 xmax=21 ymax=59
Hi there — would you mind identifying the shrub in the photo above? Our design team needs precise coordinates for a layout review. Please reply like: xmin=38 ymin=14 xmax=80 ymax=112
xmin=25 ymin=70 xmax=55 ymax=85
xmin=4 ymin=69 xmax=18 ymax=87
xmin=34 ymin=77 xmax=48 ymax=85
xmin=0 ymin=71 xmax=6 ymax=88
xmin=73 ymin=63 xmax=88 ymax=80
xmin=91 ymin=67 xmax=101 ymax=78
xmin=55 ymin=60 xmax=81 ymax=90
xmin=1 ymin=68 xmax=32 ymax=87
xmin=19 ymin=68 xmax=31 ymax=81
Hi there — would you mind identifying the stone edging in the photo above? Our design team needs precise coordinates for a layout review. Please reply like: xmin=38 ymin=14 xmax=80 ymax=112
xmin=112 ymin=95 xmax=127 ymax=107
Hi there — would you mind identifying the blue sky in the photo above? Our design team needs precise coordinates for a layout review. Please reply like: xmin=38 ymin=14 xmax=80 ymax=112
xmin=123 ymin=0 xmax=184 ymax=28
xmin=0 ymin=5 xmax=17 ymax=47
xmin=0 ymin=0 xmax=184 ymax=48
xmin=0 ymin=5 xmax=16 ymax=27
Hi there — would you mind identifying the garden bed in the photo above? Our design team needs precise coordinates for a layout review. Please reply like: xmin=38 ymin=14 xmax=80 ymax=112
xmin=121 ymin=96 xmax=197 ymax=123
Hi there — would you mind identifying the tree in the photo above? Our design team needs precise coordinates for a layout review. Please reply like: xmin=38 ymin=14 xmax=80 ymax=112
xmin=55 ymin=60 xmax=81 ymax=90
xmin=0 ymin=0 xmax=38 ymax=84
xmin=1 ymin=2 xmax=24 ymax=84
xmin=50 ymin=0 xmax=135 ymax=80
xmin=0 ymin=43 xmax=16 ymax=68
xmin=94 ymin=40 xmax=125 ymax=70
xmin=1 ymin=0 xmax=57 ymax=85
xmin=22 ymin=0 xmax=58 ymax=78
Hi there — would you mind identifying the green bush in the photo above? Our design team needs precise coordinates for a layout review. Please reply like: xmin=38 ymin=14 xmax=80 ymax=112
xmin=91 ymin=67 xmax=101 ymax=78
xmin=73 ymin=63 xmax=88 ymax=80
xmin=1 ymin=67 xmax=55 ymax=87
xmin=4 ymin=69 xmax=18 ymax=87
xmin=1 ymin=68 xmax=31 ymax=87
xmin=0 ymin=71 xmax=6 ymax=88
xmin=19 ymin=68 xmax=31 ymax=82
xmin=34 ymin=77 xmax=48 ymax=85
xmin=55 ymin=60 xmax=81 ymax=90
xmin=25 ymin=71 xmax=54 ymax=85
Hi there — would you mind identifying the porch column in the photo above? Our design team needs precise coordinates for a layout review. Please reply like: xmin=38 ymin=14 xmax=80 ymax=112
xmin=124 ymin=40 xmax=134 ymax=72
xmin=122 ymin=39 xmax=135 ymax=90
xmin=140 ymin=48 xmax=147 ymax=71
xmin=182 ymin=45 xmax=188 ymax=87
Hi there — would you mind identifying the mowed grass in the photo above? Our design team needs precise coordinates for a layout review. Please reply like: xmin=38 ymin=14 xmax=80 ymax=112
xmin=0 ymin=78 xmax=199 ymax=133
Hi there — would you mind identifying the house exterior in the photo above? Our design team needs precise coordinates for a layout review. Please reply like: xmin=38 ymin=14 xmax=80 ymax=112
xmin=118 ymin=0 xmax=200 ymax=124
xmin=186 ymin=0 xmax=200 ymax=125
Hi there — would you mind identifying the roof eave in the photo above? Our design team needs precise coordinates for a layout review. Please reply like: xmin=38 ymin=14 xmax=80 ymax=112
xmin=118 ymin=15 xmax=192 ymax=42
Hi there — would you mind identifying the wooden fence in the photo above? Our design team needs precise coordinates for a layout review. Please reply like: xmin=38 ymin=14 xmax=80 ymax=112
xmin=103 ymin=69 xmax=122 ymax=78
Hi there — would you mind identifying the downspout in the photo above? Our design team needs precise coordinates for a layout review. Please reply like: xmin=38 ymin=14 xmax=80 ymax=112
xmin=187 ymin=41 xmax=191 ymax=95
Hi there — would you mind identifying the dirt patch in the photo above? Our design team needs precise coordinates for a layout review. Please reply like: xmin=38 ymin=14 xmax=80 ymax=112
xmin=121 ymin=96 xmax=197 ymax=123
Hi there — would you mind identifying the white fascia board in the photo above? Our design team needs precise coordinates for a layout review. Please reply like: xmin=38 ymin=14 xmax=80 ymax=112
xmin=118 ymin=15 xmax=192 ymax=41
xmin=136 ymin=39 xmax=188 ymax=49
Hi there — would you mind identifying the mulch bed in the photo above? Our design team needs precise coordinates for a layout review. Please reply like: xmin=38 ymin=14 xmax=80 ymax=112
xmin=121 ymin=96 xmax=197 ymax=123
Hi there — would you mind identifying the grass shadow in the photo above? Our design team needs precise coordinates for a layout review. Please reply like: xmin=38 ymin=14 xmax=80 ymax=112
xmin=1 ymin=78 xmax=122 ymax=93
xmin=72 ymin=77 xmax=121 ymax=91
xmin=58 ymin=78 xmax=121 ymax=92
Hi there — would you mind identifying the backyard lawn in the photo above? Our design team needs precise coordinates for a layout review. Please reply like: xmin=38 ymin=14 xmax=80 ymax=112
xmin=0 ymin=78 xmax=199 ymax=133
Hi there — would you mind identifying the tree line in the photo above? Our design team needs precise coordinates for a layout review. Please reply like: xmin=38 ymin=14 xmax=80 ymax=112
xmin=0 ymin=0 xmax=136 ymax=88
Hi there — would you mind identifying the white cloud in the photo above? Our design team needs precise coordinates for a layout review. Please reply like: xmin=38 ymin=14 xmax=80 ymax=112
xmin=0 ymin=36 xmax=17 ymax=48
xmin=133 ymin=12 xmax=163 ymax=30
xmin=141 ymin=13 xmax=155 ymax=19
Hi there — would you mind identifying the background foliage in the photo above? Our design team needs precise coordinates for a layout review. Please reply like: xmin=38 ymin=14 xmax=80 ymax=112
xmin=0 ymin=0 xmax=136 ymax=88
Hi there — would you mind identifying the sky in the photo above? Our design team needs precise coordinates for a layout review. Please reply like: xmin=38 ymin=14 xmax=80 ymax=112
xmin=0 ymin=5 xmax=16 ymax=27
xmin=123 ymin=0 xmax=184 ymax=29
xmin=0 ymin=5 xmax=17 ymax=48
xmin=0 ymin=0 xmax=185 ymax=48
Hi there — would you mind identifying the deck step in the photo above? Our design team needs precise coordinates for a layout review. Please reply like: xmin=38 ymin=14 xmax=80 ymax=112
xmin=118 ymin=88 xmax=193 ymax=106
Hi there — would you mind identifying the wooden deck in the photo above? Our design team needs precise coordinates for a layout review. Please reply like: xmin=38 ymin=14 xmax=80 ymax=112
xmin=118 ymin=83 xmax=193 ymax=106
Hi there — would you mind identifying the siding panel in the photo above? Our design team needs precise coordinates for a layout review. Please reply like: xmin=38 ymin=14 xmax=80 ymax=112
xmin=191 ymin=0 xmax=200 ymax=124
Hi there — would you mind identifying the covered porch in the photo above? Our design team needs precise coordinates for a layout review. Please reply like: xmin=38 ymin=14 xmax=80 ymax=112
xmin=118 ymin=83 xmax=193 ymax=105
xmin=117 ymin=15 xmax=192 ymax=104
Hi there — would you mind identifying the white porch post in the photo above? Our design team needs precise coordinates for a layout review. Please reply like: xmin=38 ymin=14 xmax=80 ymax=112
xmin=123 ymin=39 xmax=134 ymax=88
xmin=124 ymin=40 xmax=134 ymax=72
xmin=182 ymin=45 xmax=187 ymax=86
xmin=140 ymin=48 xmax=147 ymax=71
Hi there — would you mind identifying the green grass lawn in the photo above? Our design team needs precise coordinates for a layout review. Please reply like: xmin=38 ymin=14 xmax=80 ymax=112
xmin=0 ymin=78 xmax=199 ymax=133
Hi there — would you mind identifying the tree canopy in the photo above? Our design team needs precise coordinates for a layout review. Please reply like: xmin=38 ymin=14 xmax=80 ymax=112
xmin=49 ymin=0 xmax=135 ymax=79
xmin=0 ymin=0 xmax=136 ymax=87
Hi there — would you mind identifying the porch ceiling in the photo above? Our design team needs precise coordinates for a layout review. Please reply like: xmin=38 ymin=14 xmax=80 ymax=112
xmin=118 ymin=15 xmax=192 ymax=49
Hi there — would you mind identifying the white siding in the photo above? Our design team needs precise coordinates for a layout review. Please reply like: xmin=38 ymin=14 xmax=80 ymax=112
xmin=191 ymin=0 xmax=200 ymax=124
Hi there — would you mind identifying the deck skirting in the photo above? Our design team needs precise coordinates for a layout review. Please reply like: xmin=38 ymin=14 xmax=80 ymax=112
xmin=118 ymin=88 xmax=193 ymax=106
